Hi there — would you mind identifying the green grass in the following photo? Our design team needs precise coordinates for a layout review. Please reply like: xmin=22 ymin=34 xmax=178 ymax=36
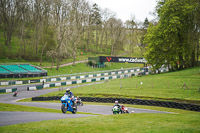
xmin=0 ymin=109 xmax=199 ymax=133
xmin=0 ymin=29 xmax=20 ymax=58
xmin=1 ymin=100 xmax=200 ymax=132
xmin=0 ymin=103 xmax=60 ymax=113
xmin=40 ymin=67 xmax=200 ymax=104
xmin=44 ymin=62 xmax=142 ymax=76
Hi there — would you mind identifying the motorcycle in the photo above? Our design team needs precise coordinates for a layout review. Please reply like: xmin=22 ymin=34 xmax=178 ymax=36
xmin=61 ymin=95 xmax=77 ymax=114
xmin=76 ymin=98 xmax=83 ymax=106
xmin=121 ymin=107 xmax=129 ymax=114
xmin=112 ymin=106 xmax=121 ymax=114
xmin=13 ymin=91 xmax=18 ymax=97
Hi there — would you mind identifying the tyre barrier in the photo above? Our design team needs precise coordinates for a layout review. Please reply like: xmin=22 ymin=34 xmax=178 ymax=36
xmin=32 ymin=96 xmax=200 ymax=112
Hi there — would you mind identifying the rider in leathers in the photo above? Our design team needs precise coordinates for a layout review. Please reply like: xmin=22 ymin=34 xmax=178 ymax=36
xmin=65 ymin=88 xmax=75 ymax=108
xmin=113 ymin=101 xmax=122 ymax=113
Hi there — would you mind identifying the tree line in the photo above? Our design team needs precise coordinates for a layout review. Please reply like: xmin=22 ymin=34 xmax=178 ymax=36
xmin=0 ymin=0 xmax=147 ymax=70
xmin=1 ymin=0 xmax=199 ymax=71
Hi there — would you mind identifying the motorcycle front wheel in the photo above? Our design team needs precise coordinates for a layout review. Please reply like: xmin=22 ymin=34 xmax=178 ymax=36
xmin=113 ymin=111 xmax=119 ymax=114
xmin=61 ymin=104 xmax=67 ymax=114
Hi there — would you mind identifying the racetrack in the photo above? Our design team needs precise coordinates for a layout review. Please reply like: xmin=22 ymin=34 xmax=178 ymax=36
xmin=0 ymin=85 xmax=173 ymax=126
xmin=0 ymin=112 xmax=94 ymax=126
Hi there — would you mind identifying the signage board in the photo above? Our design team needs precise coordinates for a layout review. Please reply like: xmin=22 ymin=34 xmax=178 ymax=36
xmin=99 ymin=56 xmax=147 ymax=64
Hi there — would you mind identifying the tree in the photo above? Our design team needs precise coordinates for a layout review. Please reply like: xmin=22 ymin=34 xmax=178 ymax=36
xmin=53 ymin=0 xmax=69 ymax=70
xmin=143 ymin=17 xmax=149 ymax=29
xmin=126 ymin=17 xmax=137 ymax=53
xmin=107 ymin=18 xmax=124 ymax=55
xmin=90 ymin=3 xmax=102 ymax=53
xmin=144 ymin=23 xmax=165 ymax=72
xmin=100 ymin=8 xmax=115 ymax=53
xmin=144 ymin=0 xmax=200 ymax=71
xmin=67 ymin=0 xmax=88 ymax=66
xmin=0 ymin=0 xmax=21 ymax=52
xmin=17 ymin=0 xmax=30 ymax=58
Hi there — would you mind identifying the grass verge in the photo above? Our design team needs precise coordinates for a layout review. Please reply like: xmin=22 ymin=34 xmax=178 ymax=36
xmin=0 ymin=103 xmax=60 ymax=113
xmin=0 ymin=108 xmax=199 ymax=133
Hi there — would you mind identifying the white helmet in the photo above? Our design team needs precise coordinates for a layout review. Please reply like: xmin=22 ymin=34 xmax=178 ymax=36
xmin=66 ymin=88 xmax=70 ymax=92
xmin=115 ymin=101 xmax=118 ymax=104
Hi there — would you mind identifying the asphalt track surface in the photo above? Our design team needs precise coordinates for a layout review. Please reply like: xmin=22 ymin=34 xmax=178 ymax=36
xmin=0 ymin=83 xmax=172 ymax=126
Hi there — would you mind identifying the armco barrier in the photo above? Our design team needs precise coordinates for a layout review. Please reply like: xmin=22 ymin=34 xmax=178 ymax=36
xmin=32 ymin=96 xmax=200 ymax=112
xmin=27 ymin=72 xmax=134 ymax=91
xmin=0 ymin=88 xmax=17 ymax=93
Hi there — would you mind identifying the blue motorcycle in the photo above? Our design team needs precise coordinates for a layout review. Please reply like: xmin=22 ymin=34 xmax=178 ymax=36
xmin=61 ymin=95 xmax=77 ymax=114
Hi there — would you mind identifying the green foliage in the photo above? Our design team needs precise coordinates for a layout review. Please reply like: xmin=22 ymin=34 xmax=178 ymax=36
xmin=90 ymin=3 xmax=102 ymax=25
xmin=0 ymin=0 xmax=147 ymax=62
xmin=144 ymin=23 xmax=165 ymax=71
xmin=144 ymin=0 xmax=200 ymax=71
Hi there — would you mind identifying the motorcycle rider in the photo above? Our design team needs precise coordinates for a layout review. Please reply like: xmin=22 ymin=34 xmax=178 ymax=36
xmin=113 ymin=101 xmax=122 ymax=113
xmin=76 ymin=96 xmax=80 ymax=102
xmin=121 ymin=104 xmax=125 ymax=110
xmin=65 ymin=88 xmax=73 ymax=97
xmin=114 ymin=101 xmax=121 ymax=108
xmin=76 ymin=96 xmax=81 ymax=105
xmin=77 ymin=96 xmax=80 ymax=100
xmin=13 ymin=89 xmax=18 ymax=97
xmin=121 ymin=104 xmax=129 ymax=113
xmin=65 ymin=88 xmax=75 ymax=108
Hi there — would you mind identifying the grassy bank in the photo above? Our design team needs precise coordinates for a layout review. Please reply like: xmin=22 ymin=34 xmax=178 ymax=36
xmin=40 ymin=67 xmax=200 ymax=104
xmin=0 ymin=56 xmax=87 ymax=67
xmin=45 ymin=62 xmax=143 ymax=76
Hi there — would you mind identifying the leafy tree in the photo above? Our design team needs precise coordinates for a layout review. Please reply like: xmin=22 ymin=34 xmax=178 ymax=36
xmin=0 ymin=0 xmax=22 ymax=54
xmin=144 ymin=0 xmax=200 ymax=71
xmin=144 ymin=23 xmax=165 ymax=72
xmin=90 ymin=3 xmax=102 ymax=52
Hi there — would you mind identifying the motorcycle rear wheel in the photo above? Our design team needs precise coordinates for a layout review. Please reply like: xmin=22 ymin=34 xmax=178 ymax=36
xmin=72 ymin=105 xmax=77 ymax=114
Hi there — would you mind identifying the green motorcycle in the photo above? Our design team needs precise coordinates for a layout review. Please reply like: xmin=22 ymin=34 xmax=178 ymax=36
xmin=112 ymin=106 xmax=121 ymax=114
